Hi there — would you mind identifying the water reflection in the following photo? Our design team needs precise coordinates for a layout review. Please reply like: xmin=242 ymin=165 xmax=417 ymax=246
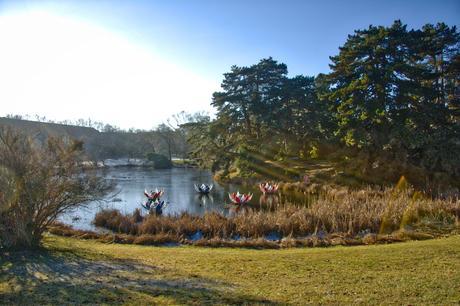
xmin=227 ymin=203 xmax=252 ymax=217
xmin=60 ymin=167 xmax=310 ymax=231
xmin=196 ymin=193 xmax=214 ymax=206
xmin=60 ymin=167 xmax=231 ymax=230
xmin=259 ymin=194 xmax=280 ymax=211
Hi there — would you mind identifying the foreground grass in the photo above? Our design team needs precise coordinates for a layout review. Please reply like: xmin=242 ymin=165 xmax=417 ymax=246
xmin=1 ymin=235 xmax=459 ymax=305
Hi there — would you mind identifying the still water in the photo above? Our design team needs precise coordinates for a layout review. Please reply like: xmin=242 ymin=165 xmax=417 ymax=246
xmin=60 ymin=167 xmax=260 ymax=231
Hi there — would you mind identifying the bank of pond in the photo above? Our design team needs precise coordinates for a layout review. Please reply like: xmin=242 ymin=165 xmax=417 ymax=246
xmin=56 ymin=168 xmax=460 ymax=248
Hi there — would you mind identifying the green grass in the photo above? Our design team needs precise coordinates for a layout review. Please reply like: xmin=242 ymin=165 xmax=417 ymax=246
xmin=1 ymin=235 xmax=460 ymax=305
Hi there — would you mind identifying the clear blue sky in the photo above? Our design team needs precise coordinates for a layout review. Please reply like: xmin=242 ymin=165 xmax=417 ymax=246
xmin=0 ymin=0 xmax=459 ymax=128
xmin=2 ymin=0 xmax=459 ymax=77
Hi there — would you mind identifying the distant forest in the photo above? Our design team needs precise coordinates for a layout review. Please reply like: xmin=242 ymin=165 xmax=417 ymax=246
xmin=185 ymin=21 xmax=459 ymax=190
xmin=0 ymin=112 xmax=208 ymax=162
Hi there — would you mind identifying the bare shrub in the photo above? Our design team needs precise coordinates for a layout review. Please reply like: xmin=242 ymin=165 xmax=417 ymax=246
xmin=0 ymin=127 xmax=112 ymax=249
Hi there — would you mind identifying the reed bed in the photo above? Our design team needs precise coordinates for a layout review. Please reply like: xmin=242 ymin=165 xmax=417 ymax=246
xmin=92 ymin=188 xmax=459 ymax=243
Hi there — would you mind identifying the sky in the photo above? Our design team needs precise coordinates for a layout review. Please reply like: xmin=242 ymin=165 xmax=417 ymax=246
xmin=0 ymin=0 xmax=459 ymax=130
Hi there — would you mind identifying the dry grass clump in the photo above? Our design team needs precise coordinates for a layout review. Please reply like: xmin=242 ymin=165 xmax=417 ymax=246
xmin=132 ymin=233 xmax=179 ymax=245
xmin=139 ymin=213 xmax=201 ymax=236
xmin=48 ymin=223 xmax=101 ymax=240
xmin=192 ymin=237 xmax=280 ymax=249
xmin=93 ymin=208 xmax=143 ymax=235
xmin=90 ymin=187 xmax=459 ymax=246
xmin=310 ymin=188 xmax=459 ymax=234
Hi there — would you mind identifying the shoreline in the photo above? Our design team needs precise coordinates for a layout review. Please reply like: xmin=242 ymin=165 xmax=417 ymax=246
xmin=80 ymin=158 xmax=199 ymax=169
xmin=48 ymin=221 xmax=459 ymax=249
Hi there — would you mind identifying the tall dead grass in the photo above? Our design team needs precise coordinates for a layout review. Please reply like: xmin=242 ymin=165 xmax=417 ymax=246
xmin=93 ymin=188 xmax=459 ymax=240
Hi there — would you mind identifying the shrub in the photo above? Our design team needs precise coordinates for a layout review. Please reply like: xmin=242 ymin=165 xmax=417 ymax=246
xmin=146 ymin=152 xmax=172 ymax=169
xmin=0 ymin=127 xmax=112 ymax=249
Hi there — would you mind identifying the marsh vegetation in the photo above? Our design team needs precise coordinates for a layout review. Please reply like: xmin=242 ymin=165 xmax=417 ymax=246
xmin=55 ymin=183 xmax=458 ymax=247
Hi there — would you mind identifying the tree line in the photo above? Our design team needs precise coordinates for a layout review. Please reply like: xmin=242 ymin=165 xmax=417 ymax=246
xmin=186 ymin=21 xmax=459 ymax=189
xmin=1 ymin=112 xmax=209 ymax=163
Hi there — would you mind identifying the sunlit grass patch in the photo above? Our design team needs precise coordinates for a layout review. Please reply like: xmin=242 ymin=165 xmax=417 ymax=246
xmin=1 ymin=235 xmax=459 ymax=304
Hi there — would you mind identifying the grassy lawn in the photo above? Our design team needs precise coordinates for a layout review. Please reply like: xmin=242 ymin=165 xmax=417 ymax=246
xmin=1 ymin=235 xmax=459 ymax=305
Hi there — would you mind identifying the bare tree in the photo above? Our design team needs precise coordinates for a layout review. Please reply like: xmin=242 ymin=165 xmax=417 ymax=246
xmin=163 ymin=111 xmax=211 ymax=159
xmin=0 ymin=127 xmax=112 ymax=249
xmin=156 ymin=123 xmax=175 ymax=161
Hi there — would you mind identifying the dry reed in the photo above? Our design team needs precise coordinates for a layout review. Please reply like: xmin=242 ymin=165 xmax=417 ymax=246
xmin=92 ymin=187 xmax=459 ymax=241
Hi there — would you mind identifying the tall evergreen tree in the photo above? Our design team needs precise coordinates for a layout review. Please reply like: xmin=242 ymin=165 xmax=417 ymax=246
xmin=211 ymin=57 xmax=288 ymax=140
xmin=325 ymin=20 xmax=459 ymax=177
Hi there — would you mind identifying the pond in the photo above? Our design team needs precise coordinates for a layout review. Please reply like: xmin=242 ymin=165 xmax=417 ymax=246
xmin=60 ymin=167 xmax=266 ymax=231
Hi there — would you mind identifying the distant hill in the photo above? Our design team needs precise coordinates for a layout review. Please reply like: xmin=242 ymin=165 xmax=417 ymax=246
xmin=0 ymin=117 xmax=154 ymax=160
xmin=0 ymin=117 xmax=100 ymax=140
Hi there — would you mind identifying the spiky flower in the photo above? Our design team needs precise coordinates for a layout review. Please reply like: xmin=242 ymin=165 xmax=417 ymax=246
xmin=259 ymin=182 xmax=279 ymax=194
xmin=194 ymin=184 xmax=213 ymax=194
xmin=144 ymin=188 xmax=164 ymax=201
xmin=229 ymin=191 xmax=253 ymax=204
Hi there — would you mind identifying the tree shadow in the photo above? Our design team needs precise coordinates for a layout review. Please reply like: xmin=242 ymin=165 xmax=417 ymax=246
xmin=0 ymin=248 xmax=278 ymax=305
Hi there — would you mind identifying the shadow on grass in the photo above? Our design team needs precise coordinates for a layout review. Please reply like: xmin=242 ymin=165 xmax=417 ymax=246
xmin=0 ymin=248 xmax=277 ymax=305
